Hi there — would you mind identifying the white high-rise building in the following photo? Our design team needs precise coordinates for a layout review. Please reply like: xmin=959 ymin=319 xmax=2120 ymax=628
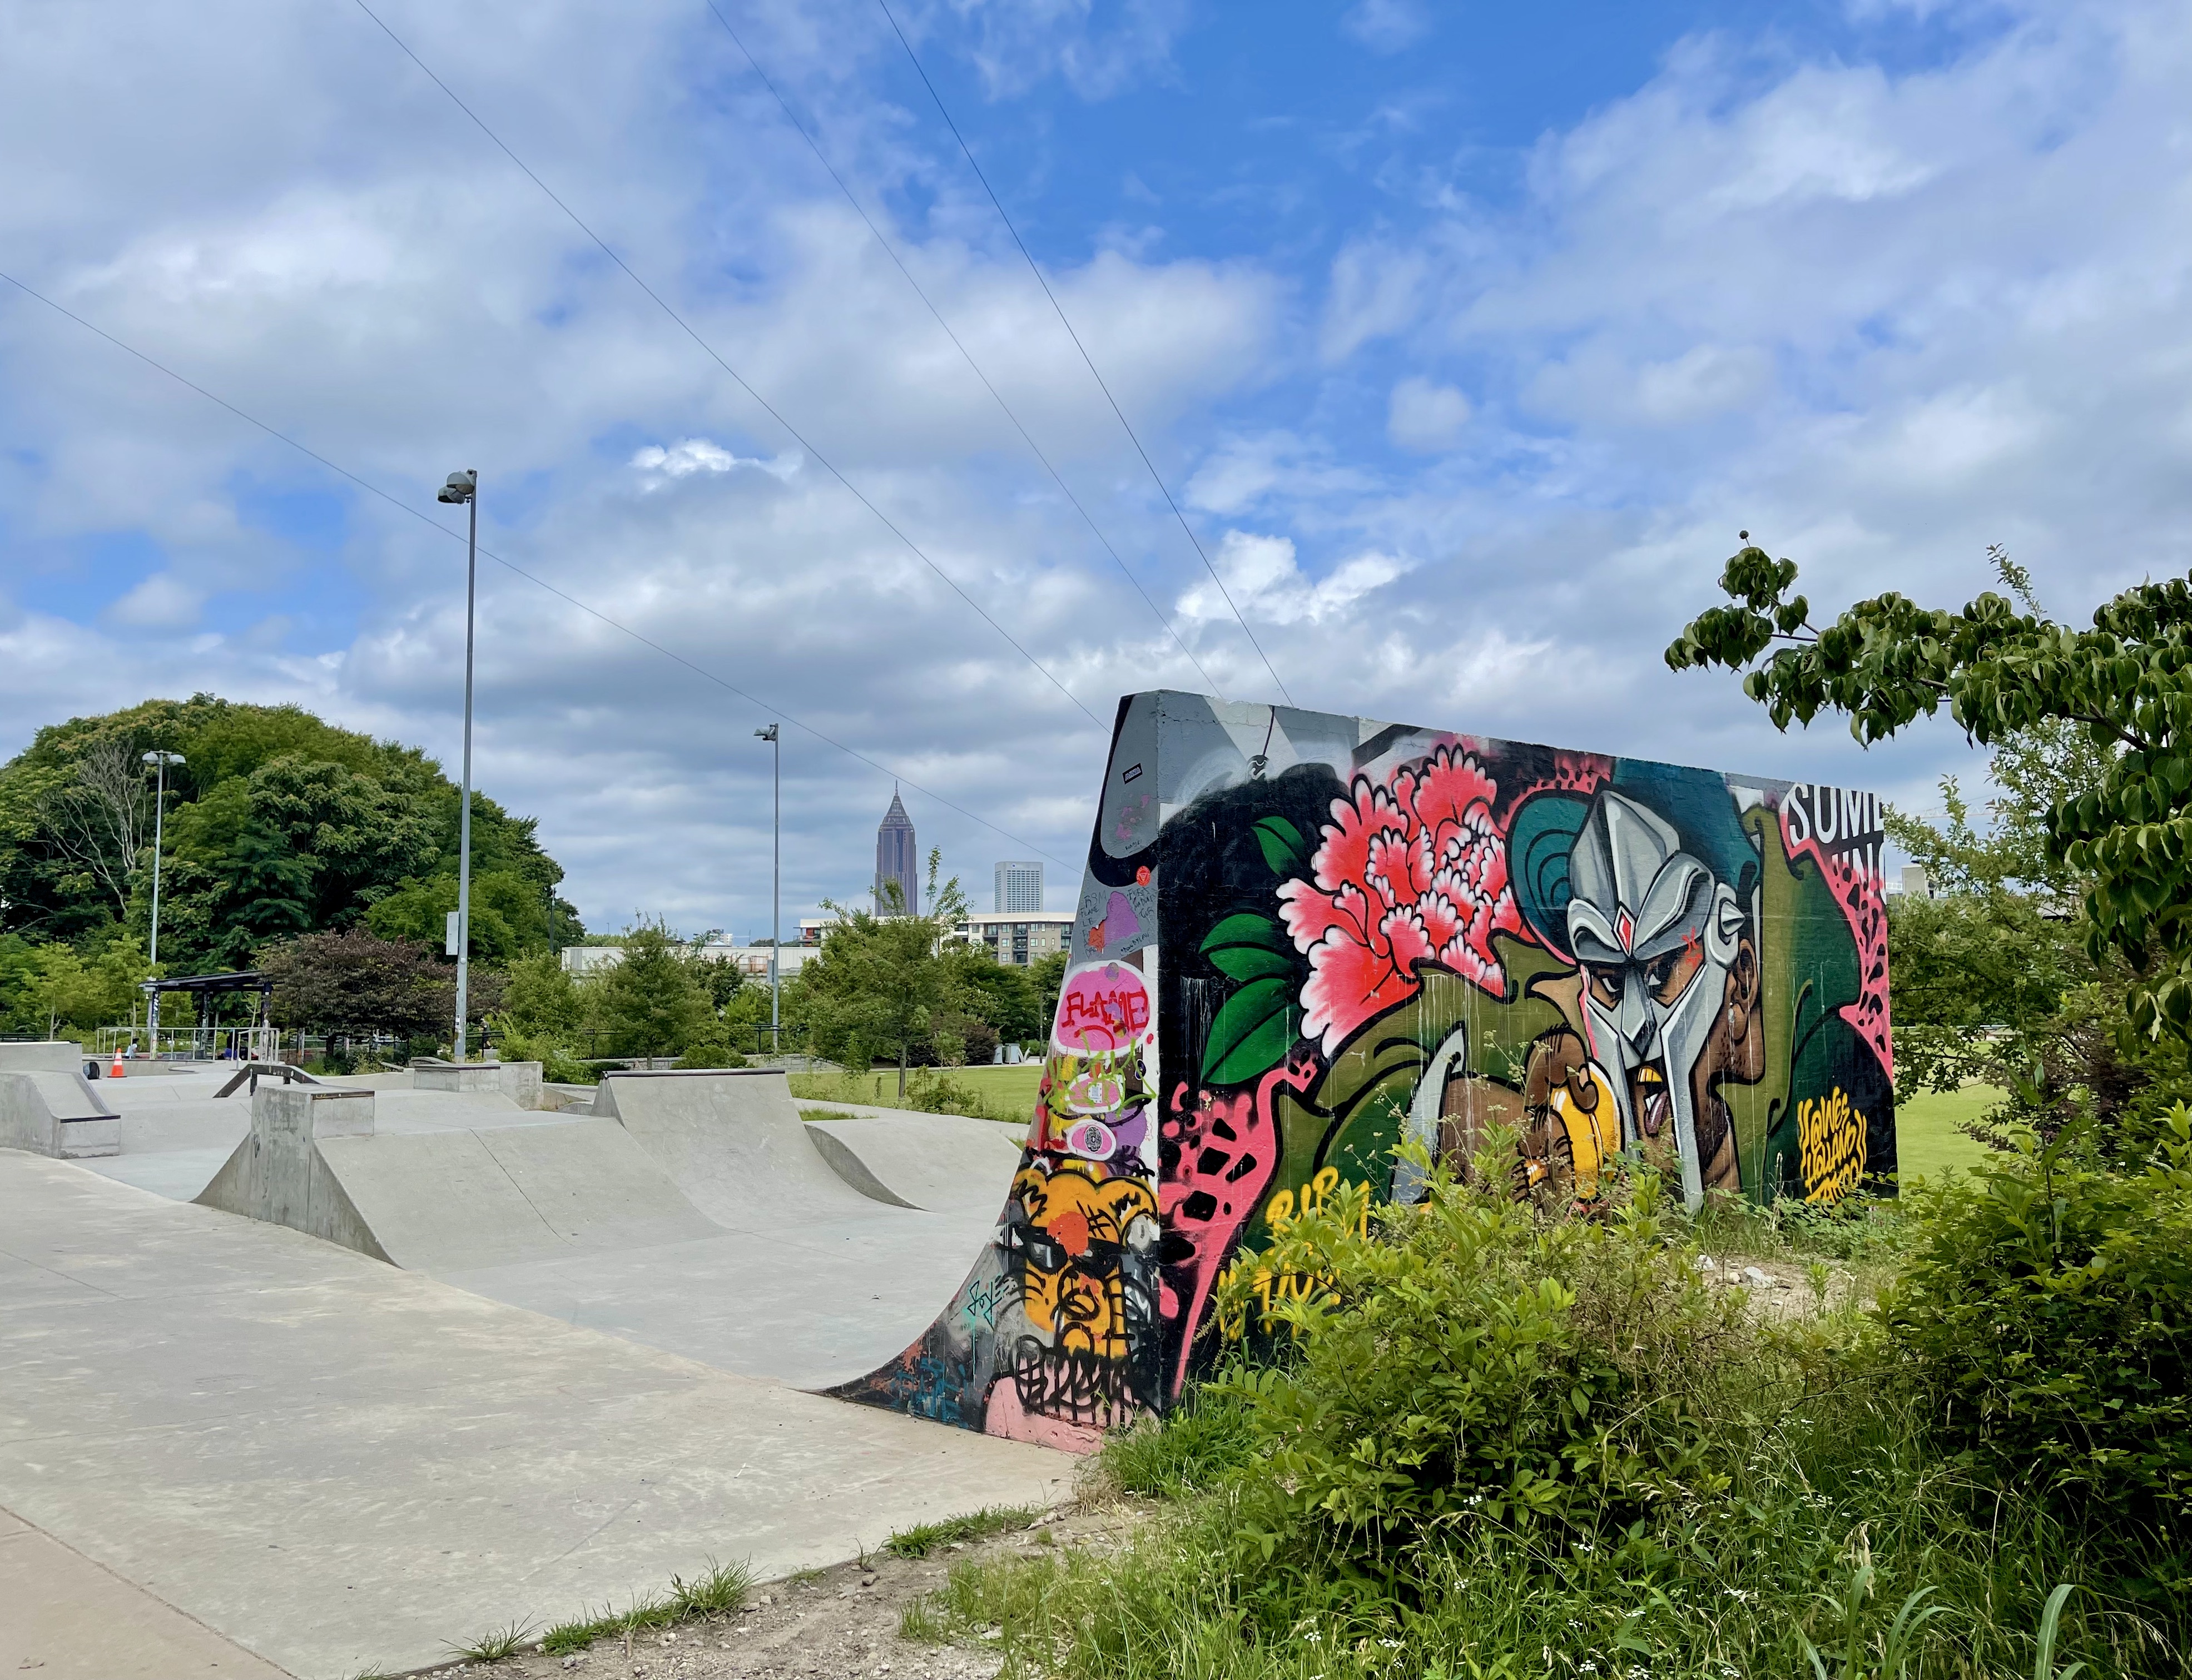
xmin=994 ymin=861 xmax=1043 ymax=913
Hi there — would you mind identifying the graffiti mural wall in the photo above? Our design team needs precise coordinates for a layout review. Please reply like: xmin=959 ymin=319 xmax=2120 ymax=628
xmin=831 ymin=692 xmax=1896 ymax=1447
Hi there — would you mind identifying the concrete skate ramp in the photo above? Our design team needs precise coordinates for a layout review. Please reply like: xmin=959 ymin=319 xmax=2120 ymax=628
xmin=316 ymin=1119 xmax=721 ymax=1272
xmin=90 ymin=1099 xmax=251 ymax=1200
xmin=806 ymin=1112 xmax=1027 ymax=1214
xmin=594 ymin=1068 xmax=880 ymax=1227
xmin=0 ymin=1067 xmax=118 ymax=1159
xmin=159 ymin=1070 xmax=1015 ymax=1390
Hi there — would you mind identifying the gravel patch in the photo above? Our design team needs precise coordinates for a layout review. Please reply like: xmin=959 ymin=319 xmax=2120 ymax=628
xmin=408 ymin=1504 xmax=1138 ymax=1680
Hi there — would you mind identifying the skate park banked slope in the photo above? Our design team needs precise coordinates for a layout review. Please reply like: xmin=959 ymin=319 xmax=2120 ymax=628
xmin=189 ymin=1067 xmax=1011 ymax=1389
xmin=0 ymin=1150 xmax=1072 ymax=1680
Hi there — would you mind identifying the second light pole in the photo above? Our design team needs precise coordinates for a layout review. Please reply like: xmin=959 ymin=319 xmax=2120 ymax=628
xmin=753 ymin=723 xmax=780 ymax=1055
xmin=438 ymin=467 xmax=479 ymax=1061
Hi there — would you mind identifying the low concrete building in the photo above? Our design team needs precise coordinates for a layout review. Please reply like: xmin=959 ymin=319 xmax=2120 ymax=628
xmin=559 ymin=943 xmax=816 ymax=980
xmin=952 ymin=909 xmax=1073 ymax=967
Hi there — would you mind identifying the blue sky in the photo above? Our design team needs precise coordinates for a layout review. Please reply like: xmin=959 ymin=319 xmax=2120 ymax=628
xmin=2 ymin=0 xmax=2186 ymax=936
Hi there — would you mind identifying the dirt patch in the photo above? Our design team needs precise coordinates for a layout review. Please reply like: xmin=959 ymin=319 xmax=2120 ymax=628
xmin=1695 ymin=1252 xmax=1865 ymax=1320
xmin=413 ymin=1504 xmax=1138 ymax=1680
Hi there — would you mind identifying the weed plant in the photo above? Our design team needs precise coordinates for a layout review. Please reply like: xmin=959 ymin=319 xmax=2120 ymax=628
xmin=902 ymin=1127 xmax=2192 ymax=1679
xmin=538 ymin=1558 xmax=753 ymax=1657
xmin=446 ymin=1619 xmax=536 ymax=1662
xmin=885 ymin=1505 xmax=1045 ymax=1559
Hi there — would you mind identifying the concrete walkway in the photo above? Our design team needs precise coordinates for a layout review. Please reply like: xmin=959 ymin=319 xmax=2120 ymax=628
xmin=0 ymin=1504 xmax=290 ymax=1678
xmin=0 ymin=1153 xmax=1073 ymax=1680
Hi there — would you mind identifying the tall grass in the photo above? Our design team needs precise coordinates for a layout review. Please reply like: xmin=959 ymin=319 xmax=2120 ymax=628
xmin=901 ymin=1146 xmax=2188 ymax=1679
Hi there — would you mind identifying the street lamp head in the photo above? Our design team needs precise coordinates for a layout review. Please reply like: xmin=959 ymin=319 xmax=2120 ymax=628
xmin=755 ymin=724 xmax=778 ymax=742
xmin=437 ymin=469 xmax=477 ymax=505
xmin=142 ymin=750 xmax=183 ymax=767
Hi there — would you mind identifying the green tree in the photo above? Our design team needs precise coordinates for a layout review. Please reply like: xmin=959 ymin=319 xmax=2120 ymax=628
xmin=0 ymin=695 xmax=582 ymax=969
xmin=261 ymin=929 xmax=457 ymax=1049
xmin=1667 ymin=540 xmax=2192 ymax=1049
xmin=502 ymin=948 xmax=585 ymax=1039
xmin=804 ymin=850 xmax=973 ymax=1097
xmin=597 ymin=920 xmax=715 ymax=1060
xmin=1030 ymin=948 xmax=1069 ymax=1045
xmin=2 ymin=936 xmax=152 ymax=1040
xmin=951 ymin=946 xmax=1043 ymax=1046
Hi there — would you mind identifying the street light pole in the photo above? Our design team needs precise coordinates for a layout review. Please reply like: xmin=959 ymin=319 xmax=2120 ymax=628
xmin=141 ymin=750 xmax=182 ymax=1055
xmin=438 ymin=468 xmax=479 ymax=1061
xmin=754 ymin=724 xmax=780 ymax=1055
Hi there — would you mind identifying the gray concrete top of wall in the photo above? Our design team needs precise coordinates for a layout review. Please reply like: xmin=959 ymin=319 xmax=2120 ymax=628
xmin=254 ymin=1082 xmax=375 ymax=1139
xmin=411 ymin=1060 xmax=544 ymax=1109
xmin=0 ymin=1042 xmax=86 ymax=1073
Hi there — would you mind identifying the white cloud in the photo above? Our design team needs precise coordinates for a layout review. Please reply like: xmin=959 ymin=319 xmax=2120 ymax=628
xmin=4 ymin=0 xmax=2188 ymax=936
xmin=1320 ymin=238 xmax=1428 ymax=362
xmin=630 ymin=439 xmax=801 ymax=486
xmin=1181 ymin=531 xmax=1407 ymax=627
xmin=1387 ymin=377 xmax=1472 ymax=451
xmin=1341 ymin=0 xmax=1431 ymax=54
xmin=105 ymin=572 xmax=208 ymax=628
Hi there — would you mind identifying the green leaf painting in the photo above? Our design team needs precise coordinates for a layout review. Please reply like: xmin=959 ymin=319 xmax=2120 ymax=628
xmin=1210 ymin=943 xmax=1294 ymax=982
xmin=1252 ymin=816 xmax=1308 ymax=877
xmin=1202 ymin=911 xmax=1287 ymax=954
xmin=1203 ymin=973 xmax=1300 ymax=1085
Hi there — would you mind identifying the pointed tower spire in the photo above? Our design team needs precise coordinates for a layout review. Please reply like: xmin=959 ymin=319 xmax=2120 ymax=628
xmin=875 ymin=788 xmax=918 ymax=913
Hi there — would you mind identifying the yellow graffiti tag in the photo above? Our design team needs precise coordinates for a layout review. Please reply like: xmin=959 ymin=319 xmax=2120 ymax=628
xmin=1214 ymin=1167 xmax=1367 ymax=1340
xmin=1797 ymin=1086 xmax=1866 ymax=1204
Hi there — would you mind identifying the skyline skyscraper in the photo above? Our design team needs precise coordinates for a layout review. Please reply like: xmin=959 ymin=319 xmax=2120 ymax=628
xmin=994 ymin=861 xmax=1043 ymax=913
xmin=874 ymin=788 xmax=919 ymax=914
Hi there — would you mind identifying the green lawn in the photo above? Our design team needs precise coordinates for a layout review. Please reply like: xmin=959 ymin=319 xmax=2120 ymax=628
xmin=1895 ymin=1083 xmax=1998 ymax=1186
xmin=788 ymin=1062 xmax=1043 ymax=1121
xmin=795 ymin=1066 xmax=1998 ymax=1185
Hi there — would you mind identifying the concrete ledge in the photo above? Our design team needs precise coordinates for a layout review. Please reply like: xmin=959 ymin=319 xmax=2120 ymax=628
xmin=54 ymin=1115 xmax=122 ymax=1159
xmin=0 ymin=1042 xmax=86 ymax=1075
xmin=411 ymin=1059 xmax=543 ymax=1109
xmin=1 ymin=1068 xmax=120 ymax=1159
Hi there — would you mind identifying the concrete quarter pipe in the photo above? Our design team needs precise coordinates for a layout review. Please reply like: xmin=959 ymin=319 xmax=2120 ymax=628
xmin=832 ymin=690 xmax=1898 ymax=1449
xmin=185 ymin=1068 xmax=1009 ymax=1388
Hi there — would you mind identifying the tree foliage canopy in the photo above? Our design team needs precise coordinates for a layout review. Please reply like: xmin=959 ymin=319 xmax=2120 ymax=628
xmin=261 ymin=928 xmax=461 ymax=1041
xmin=0 ymin=694 xmax=582 ymax=972
xmin=804 ymin=850 xmax=976 ymax=1092
xmin=1669 ymin=543 xmax=2192 ymax=1043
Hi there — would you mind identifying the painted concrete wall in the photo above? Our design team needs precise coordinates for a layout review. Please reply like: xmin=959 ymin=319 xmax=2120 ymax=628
xmin=834 ymin=691 xmax=1896 ymax=1449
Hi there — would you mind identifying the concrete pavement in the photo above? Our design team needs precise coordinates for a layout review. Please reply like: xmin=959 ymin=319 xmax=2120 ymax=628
xmin=0 ymin=1504 xmax=291 ymax=1679
xmin=0 ymin=1152 xmax=1074 ymax=1680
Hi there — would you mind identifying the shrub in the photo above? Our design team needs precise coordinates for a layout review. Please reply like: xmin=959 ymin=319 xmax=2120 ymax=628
xmin=673 ymin=1038 xmax=748 ymax=1070
xmin=486 ymin=1016 xmax=597 ymax=1085
xmin=1874 ymin=1103 xmax=2192 ymax=1569
xmin=1207 ymin=1140 xmax=1745 ymax=1590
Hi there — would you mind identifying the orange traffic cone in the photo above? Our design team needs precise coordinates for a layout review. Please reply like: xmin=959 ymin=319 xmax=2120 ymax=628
xmin=110 ymin=1047 xmax=125 ymax=1079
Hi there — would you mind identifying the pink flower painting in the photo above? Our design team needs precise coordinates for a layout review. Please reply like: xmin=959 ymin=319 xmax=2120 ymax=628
xmin=1277 ymin=748 xmax=1524 ymax=1056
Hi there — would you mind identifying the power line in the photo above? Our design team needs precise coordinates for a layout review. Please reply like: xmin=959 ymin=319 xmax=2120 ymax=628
xmin=347 ymin=0 xmax=1100 ymax=728
xmin=0 ymin=266 xmax=1077 ymax=871
xmin=701 ymin=1 xmax=1226 ymax=700
xmin=872 ymin=0 xmax=1296 ymax=709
